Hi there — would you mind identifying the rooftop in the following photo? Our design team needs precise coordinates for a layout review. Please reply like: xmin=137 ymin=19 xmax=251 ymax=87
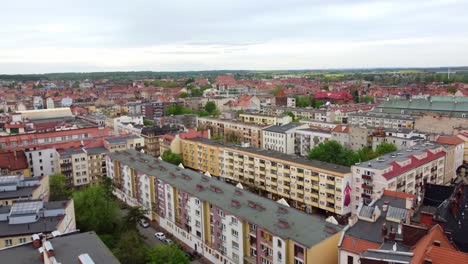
xmin=108 ymin=149 xmax=342 ymax=248
xmin=186 ymin=138 xmax=351 ymax=175
xmin=105 ymin=135 xmax=141 ymax=144
xmin=0 ymin=231 xmax=119 ymax=264
xmin=263 ymin=123 xmax=304 ymax=133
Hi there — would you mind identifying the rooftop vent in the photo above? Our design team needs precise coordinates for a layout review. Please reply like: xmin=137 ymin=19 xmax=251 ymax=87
xmin=277 ymin=219 xmax=289 ymax=228
xmin=397 ymin=153 xmax=403 ymax=156
xmin=377 ymin=158 xmax=385 ymax=162
xmin=231 ymin=200 xmax=241 ymax=208
xmin=78 ymin=253 xmax=96 ymax=264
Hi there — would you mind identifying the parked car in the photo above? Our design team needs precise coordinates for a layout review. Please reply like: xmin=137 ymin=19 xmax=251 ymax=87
xmin=163 ymin=238 xmax=174 ymax=245
xmin=184 ymin=252 xmax=196 ymax=261
xmin=138 ymin=218 xmax=150 ymax=228
xmin=154 ymin=232 xmax=166 ymax=240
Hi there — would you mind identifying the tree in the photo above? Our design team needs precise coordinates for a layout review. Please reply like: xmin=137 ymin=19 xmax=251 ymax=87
xmin=113 ymin=230 xmax=147 ymax=264
xmin=124 ymin=206 xmax=148 ymax=230
xmin=204 ymin=101 xmax=217 ymax=114
xmin=72 ymin=81 xmax=80 ymax=88
xmin=375 ymin=142 xmax=397 ymax=156
xmin=178 ymin=92 xmax=189 ymax=98
xmin=361 ymin=95 xmax=375 ymax=104
xmin=143 ymin=119 xmax=154 ymax=126
xmin=162 ymin=150 xmax=182 ymax=165
xmin=271 ymin=85 xmax=284 ymax=96
xmin=196 ymin=110 xmax=210 ymax=117
xmin=73 ymin=185 xmax=121 ymax=234
xmin=295 ymin=95 xmax=312 ymax=107
xmin=49 ymin=173 xmax=70 ymax=201
xmin=146 ymin=244 xmax=190 ymax=264
xmin=447 ymin=86 xmax=457 ymax=94
xmin=308 ymin=141 xmax=358 ymax=166
xmin=165 ymin=105 xmax=193 ymax=116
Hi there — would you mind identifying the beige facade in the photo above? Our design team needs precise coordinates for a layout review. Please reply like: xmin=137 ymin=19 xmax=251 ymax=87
xmin=239 ymin=113 xmax=292 ymax=126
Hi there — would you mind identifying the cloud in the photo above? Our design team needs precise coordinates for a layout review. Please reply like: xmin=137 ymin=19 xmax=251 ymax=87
xmin=0 ymin=0 xmax=467 ymax=73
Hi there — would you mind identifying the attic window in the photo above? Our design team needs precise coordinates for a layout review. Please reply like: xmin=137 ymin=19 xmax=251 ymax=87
xmin=159 ymin=165 xmax=167 ymax=171
xmin=169 ymin=172 xmax=176 ymax=178
xmin=231 ymin=200 xmax=241 ymax=208
xmin=277 ymin=219 xmax=289 ymax=228
xmin=196 ymin=184 xmax=204 ymax=191
xmin=130 ymin=157 xmax=135 ymax=161
xmin=277 ymin=207 xmax=288 ymax=214
xmin=147 ymin=165 xmax=154 ymax=169
xmin=182 ymin=173 xmax=192 ymax=180
xmin=202 ymin=177 xmax=209 ymax=182
xmin=175 ymin=167 xmax=181 ymax=171
xmin=209 ymin=185 xmax=223 ymax=193
xmin=235 ymin=190 xmax=243 ymax=196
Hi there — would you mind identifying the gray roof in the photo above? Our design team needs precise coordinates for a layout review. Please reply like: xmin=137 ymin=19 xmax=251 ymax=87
xmin=105 ymin=135 xmax=140 ymax=144
xmin=188 ymin=138 xmax=351 ymax=174
xmin=0 ymin=187 xmax=35 ymax=200
xmin=349 ymin=111 xmax=415 ymax=121
xmin=85 ymin=146 xmax=108 ymax=155
xmin=361 ymin=249 xmax=413 ymax=263
xmin=109 ymin=149 xmax=342 ymax=248
xmin=346 ymin=194 xmax=408 ymax=244
xmin=58 ymin=148 xmax=85 ymax=158
xmin=263 ymin=123 xmax=304 ymax=133
xmin=375 ymin=96 xmax=468 ymax=117
xmin=0 ymin=216 xmax=61 ymax=238
xmin=0 ymin=231 xmax=119 ymax=264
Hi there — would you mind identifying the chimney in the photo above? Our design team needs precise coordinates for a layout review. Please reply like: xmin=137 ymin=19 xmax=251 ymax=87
xmin=78 ymin=253 xmax=95 ymax=264
xmin=433 ymin=240 xmax=441 ymax=247
xmin=381 ymin=223 xmax=388 ymax=242
xmin=389 ymin=226 xmax=396 ymax=241
xmin=32 ymin=234 xmax=41 ymax=248
xmin=44 ymin=241 xmax=54 ymax=257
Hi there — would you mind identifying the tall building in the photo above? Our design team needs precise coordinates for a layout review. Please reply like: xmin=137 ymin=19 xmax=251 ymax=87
xmin=25 ymin=148 xmax=60 ymax=177
xmin=107 ymin=149 xmax=344 ymax=264
xmin=181 ymin=138 xmax=352 ymax=216
xmin=262 ymin=123 xmax=308 ymax=154
xmin=141 ymin=125 xmax=182 ymax=157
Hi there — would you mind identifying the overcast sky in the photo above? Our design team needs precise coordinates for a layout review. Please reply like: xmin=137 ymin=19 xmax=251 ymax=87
xmin=1 ymin=0 xmax=468 ymax=74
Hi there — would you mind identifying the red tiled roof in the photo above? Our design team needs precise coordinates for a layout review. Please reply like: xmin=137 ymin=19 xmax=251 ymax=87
xmin=411 ymin=225 xmax=468 ymax=264
xmin=331 ymin=125 xmax=349 ymax=134
xmin=0 ymin=151 xmax=28 ymax=171
xmin=436 ymin=136 xmax=465 ymax=145
xmin=383 ymin=189 xmax=416 ymax=200
xmin=341 ymin=236 xmax=380 ymax=254
xmin=315 ymin=90 xmax=353 ymax=100
xmin=383 ymin=149 xmax=446 ymax=180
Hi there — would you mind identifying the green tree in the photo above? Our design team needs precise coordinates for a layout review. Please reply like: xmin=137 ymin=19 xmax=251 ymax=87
xmin=72 ymin=81 xmax=80 ymax=88
xmin=165 ymin=105 xmax=193 ymax=115
xmin=361 ymin=95 xmax=375 ymax=103
xmin=124 ymin=206 xmax=148 ymax=230
xmin=162 ymin=150 xmax=183 ymax=165
xmin=308 ymin=141 xmax=358 ymax=166
xmin=49 ymin=173 xmax=71 ymax=201
xmin=375 ymin=142 xmax=397 ymax=156
xmin=295 ymin=95 xmax=312 ymax=107
xmin=143 ymin=119 xmax=154 ymax=126
xmin=178 ymin=92 xmax=189 ymax=98
xmin=271 ymin=85 xmax=284 ymax=96
xmin=113 ymin=230 xmax=147 ymax=264
xmin=146 ymin=244 xmax=190 ymax=264
xmin=73 ymin=185 xmax=121 ymax=234
xmin=447 ymin=86 xmax=457 ymax=94
xmin=204 ymin=101 xmax=217 ymax=114
xmin=196 ymin=110 xmax=210 ymax=117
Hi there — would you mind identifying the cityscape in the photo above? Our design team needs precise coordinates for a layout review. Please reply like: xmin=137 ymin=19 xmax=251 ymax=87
xmin=1 ymin=1 xmax=468 ymax=264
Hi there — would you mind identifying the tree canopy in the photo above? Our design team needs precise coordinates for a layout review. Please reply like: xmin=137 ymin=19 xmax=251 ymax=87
xmin=161 ymin=150 xmax=182 ymax=165
xmin=146 ymin=244 xmax=190 ymax=264
xmin=49 ymin=173 xmax=71 ymax=201
xmin=204 ymin=101 xmax=217 ymax=114
xmin=113 ymin=230 xmax=147 ymax=264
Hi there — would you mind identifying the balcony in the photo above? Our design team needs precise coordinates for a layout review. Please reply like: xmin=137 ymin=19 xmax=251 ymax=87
xmin=362 ymin=174 xmax=372 ymax=180
xmin=361 ymin=183 xmax=373 ymax=190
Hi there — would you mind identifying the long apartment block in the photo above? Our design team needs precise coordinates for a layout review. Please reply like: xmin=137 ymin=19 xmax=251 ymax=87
xmin=181 ymin=138 xmax=352 ymax=216
xmin=106 ymin=149 xmax=343 ymax=264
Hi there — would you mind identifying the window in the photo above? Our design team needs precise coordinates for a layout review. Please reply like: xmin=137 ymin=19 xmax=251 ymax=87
xmin=231 ymin=229 xmax=239 ymax=238
xmin=232 ymin=241 xmax=239 ymax=249
xmin=347 ymin=255 xmax=354 ymax=264
xmin=4 ymin=239 xmax=12 ymax=246
xmin=19 ymin=238 xmax=27 ymax=243
xmin=278 ymin=252 xmax=282 ymax=260
xmin=277 ymin=239 xmax=282 ymax=247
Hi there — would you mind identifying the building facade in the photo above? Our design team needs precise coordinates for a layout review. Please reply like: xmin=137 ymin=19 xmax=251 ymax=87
xmin=262 ymin=123 xmax=308 ymax=155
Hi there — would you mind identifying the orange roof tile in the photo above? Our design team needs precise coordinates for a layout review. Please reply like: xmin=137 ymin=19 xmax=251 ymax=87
xmin=341 ymin=236 xmax=380 ymax=254
xmin=383 ymin=189 xmax=416 ymax=200
xmin=436 ymin=136 xmax=465 ymax=145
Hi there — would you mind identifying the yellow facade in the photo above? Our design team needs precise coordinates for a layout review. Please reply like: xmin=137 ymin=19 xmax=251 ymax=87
xmin=181 ymin=139 xmax=351 ymax=215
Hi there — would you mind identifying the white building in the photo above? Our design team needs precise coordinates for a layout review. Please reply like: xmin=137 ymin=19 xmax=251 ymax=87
xmin=294 ymin=127 xmax=332 ymax=156
xmin=26 ymin=149 xmax=60 ymax=177
xmin=33 ymin=96 xmax=44 ymax=110
xmin=112 ymin=115 xmax=144 ymax=134
xmin=350 ymin=143 xmax=446 ymax=214
xmin=46 ymin=97 xmax=55 ymax=109
xmin=262 ymin=123 xmax=308 ymax=154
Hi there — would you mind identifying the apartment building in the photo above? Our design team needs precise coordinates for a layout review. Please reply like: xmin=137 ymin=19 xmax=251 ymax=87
xmin=435 ymin=136 xmax=465 ymax=184
xmin=330 ymin=104 xmax=377 ymax=124
xmin=58 ymin=149 xmax=89 ymax=187
xmin=141 ymin=125 xmax=182 ymax=157
xmin=262 ymin=123 xmax=308 ymax=154
xmin=371 ymin=127 xmax=426 ymax=151
xmin=348 ymin=112 xmax=415 ymax=129
xmin=107 ymin=149 xmax=344 ymax=264
xmin=159 ymin=128 xmax=210 ymax=155
xmin=0 ymin=175 xmax=49 ymax=206
xmin=104 ymin=135 xmax=144 ymax=152
xmin=263 ymin=106 xmax=333 ymax=122
xmin=0 ymin=199 xmax=76 ymax=249
xmin=85 ymin=147 xmax=108 ymax=184
xmin=295 ymin=127 xmax=332 ymax=157
xmin=0 ymin=151 xmax=30 ymax=177
xmin=239 ymin=113 xmax=292 ymax=126
xmin=197 ymin=117 xmax=265 ymax=148
xmin=181 ymin=138 xmax=353 ymax=216
xmin=25 ymin=148 xmax=59 ymax=177
xmin=351 ymin=143 xmax=446 ymax=214
xmin=331 ymin=125 xmax=350 ymax=149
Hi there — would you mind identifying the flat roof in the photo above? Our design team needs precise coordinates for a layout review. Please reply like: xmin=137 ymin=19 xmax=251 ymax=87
xmin=0 ymin=231 xmax=119 ymax=264
xmin=186 ymin=138 xmax=351 ymax=175
xmin=263 ymin=123 xmax=304 ymax=133
xmin=109 ymin=149 xmax=342 ymax=248
xmin=0 ymin=186 xmax=35 ymax=200
xmin=105 ymin=135 xmax=141 ymax=144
